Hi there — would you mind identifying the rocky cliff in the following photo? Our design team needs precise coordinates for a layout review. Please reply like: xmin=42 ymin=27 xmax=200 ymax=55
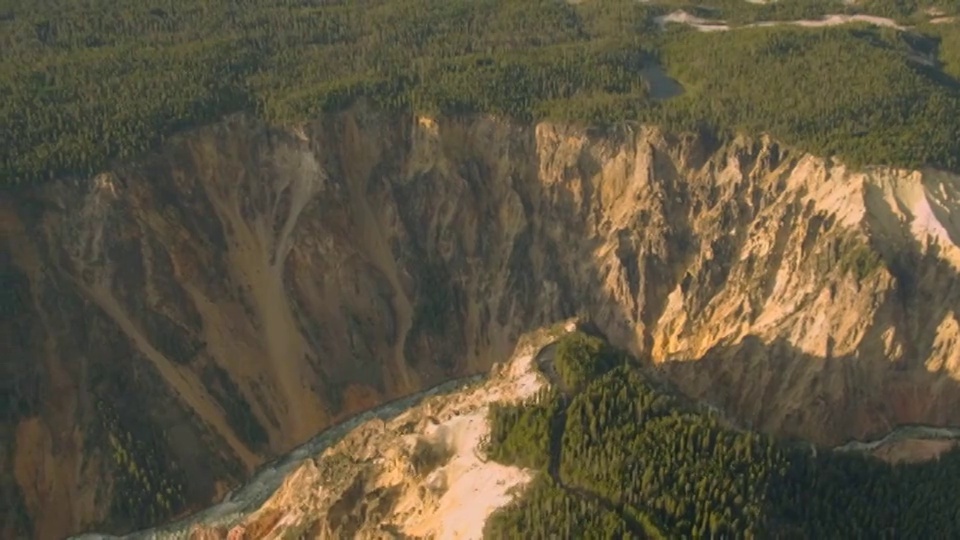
xmin=3 ymin=105 xmax=960 ymax=538
xmin=176 ymin=321 xmax=560 ymax=540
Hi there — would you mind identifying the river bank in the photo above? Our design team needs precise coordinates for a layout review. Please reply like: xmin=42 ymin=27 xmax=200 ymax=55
xmin=70 ymin=374 xmax=484 ymax=540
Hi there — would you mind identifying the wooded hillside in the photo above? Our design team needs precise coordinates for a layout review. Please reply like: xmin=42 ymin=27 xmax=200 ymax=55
xmin=2 ymin=0 xmax=959 ymax=186
xmin=485 ymin=331 xmax=960 ymax=538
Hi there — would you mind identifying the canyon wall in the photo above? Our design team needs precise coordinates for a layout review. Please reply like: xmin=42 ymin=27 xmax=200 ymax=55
xmin=2 ymin=105 xmax=959 ymax=538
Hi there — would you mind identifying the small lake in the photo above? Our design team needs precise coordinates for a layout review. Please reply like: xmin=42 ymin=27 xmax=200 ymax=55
xmin=640 ymin=64 xmax=684 ymax=100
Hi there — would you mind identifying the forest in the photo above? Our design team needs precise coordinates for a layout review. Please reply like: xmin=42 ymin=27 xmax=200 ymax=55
xmin=2 ymin=0 xmax=960 ymax=187
xmin=484 ymin=331 xmax=960 ymax=538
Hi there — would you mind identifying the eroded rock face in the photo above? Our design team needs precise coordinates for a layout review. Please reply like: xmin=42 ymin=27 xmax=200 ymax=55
xmin=194 ymin=321 xmax=552 ymax=540
xmin=190 ymin=325 xmax=553 ymax=540
xmin=2 ymin=106 xmax=960 ymax=538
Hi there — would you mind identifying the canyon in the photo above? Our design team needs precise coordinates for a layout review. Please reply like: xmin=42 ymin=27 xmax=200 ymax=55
xmin=3 ymin=104 xmax=960 ymax=538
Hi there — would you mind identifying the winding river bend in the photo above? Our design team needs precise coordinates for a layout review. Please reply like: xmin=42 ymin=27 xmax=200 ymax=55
xmin=71 ymin=374 xmax=484 ymax=540
xmin=73 ymin=346 xmax=960 ymax=539
xmin=834 ymin=425 xmax=960 ymax=453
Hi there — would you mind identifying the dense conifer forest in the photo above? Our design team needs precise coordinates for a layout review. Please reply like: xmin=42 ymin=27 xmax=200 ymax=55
xmin=484 ymin=331 xmax=960 ymax=539
xmin=2 ymin=0 xmax=960 ymax=187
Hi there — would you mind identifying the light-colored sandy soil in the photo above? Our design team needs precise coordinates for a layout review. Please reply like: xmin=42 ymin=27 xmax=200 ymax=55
xmin=368 ymin=327 xmax=554 ymax=539
xmin=655 ymin=10 xmax=915 ymax=33
xmin=866 ymin=168 xmax=960 ymax=273
xmin=872 ymin=439 xmax=960 ymax=463
xmin=654 ymin=11 xmax=731 ymax=32
xmin=199 ymin=322 xmax=570 ymax=540
xmin=401 ymin=349 xmax=546 ymax=539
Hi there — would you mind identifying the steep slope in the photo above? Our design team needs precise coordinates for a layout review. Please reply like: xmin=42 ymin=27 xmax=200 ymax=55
xmin=101 ymin=323 xmax=960 ymax=539
xmin=481 ymin=328 xmax=960 ymax=538
xmin=171 ymin=321 xmax=561 ymax=540
xmin=3 ymin=106 xmax=960 ymax=537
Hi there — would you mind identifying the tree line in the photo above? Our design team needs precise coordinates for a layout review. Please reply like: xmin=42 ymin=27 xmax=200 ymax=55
xmin=485 ymin=331 xmax=960 ymax=538
xmin=2 ymin=0 xmax=960 ymax=188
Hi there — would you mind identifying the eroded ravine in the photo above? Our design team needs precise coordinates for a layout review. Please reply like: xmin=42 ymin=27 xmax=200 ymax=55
xmin=4 ymin=107 xmax=960 ymax=537
xmin=71 ymin=374 xmax=485 ymax=540
xmin=77 ymin=328 xmax=960 ymax=540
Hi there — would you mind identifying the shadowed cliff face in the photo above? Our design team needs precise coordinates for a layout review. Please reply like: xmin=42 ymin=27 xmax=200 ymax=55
xmin=2 ymin=106 xmax=960 ymax=538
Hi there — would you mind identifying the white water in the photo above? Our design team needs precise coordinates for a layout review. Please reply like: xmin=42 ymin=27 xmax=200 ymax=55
xmin=71 ymin=363 xmax=960 ymax=538
xmin=834 ymin=425 xmax=960 ymax=453
xmin=70 ymin=375 xmax=484 ymax=540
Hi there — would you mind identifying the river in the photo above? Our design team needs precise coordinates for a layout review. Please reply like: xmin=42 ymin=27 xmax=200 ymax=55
xmin=833 ymin=425 xmax=960 ymax=453
xmin=70 ymin=374 xmax=484 ymax=540
xmin=71 ymin=352 xmax=960 ymax=538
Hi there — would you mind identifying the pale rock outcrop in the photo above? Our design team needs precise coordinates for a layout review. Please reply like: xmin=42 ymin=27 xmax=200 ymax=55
xmin=185 ymin=323 xmax=557 ymax=540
